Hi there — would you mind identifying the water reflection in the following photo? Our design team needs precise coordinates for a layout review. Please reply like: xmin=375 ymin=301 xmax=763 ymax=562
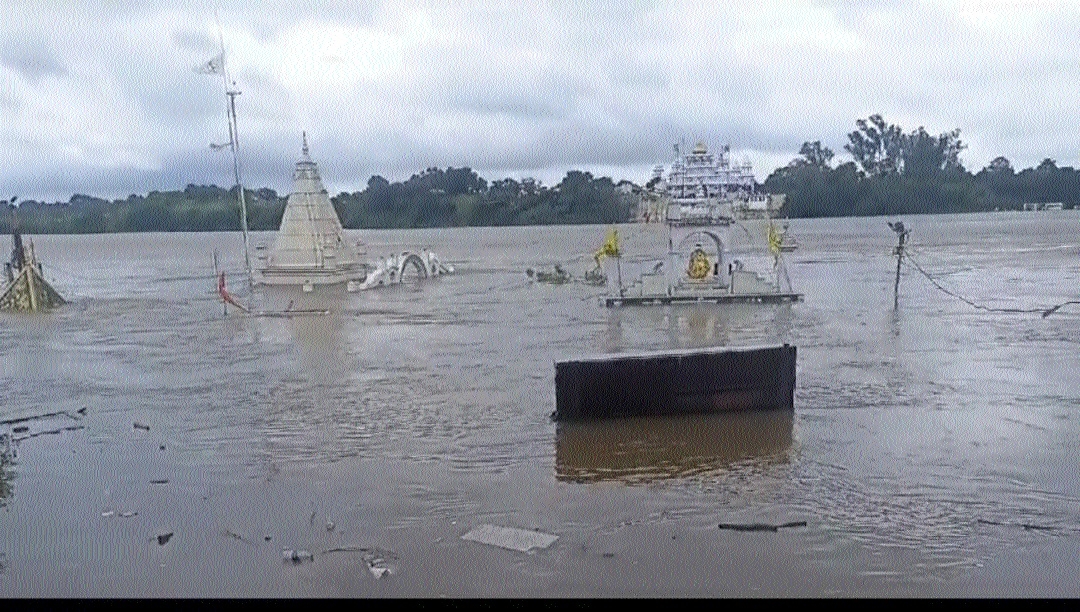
xmin=602 ymin=302 xmax=795 ymax=353
xmin=256 ymin=285 xmax=350 ymax=382
xmin=555 ymin=410 xmax=794 ymax=484
xmin=285 ymin=311 xmax=348 ymax=383
xmin=250 ymin=286 xmax=365 ymax=468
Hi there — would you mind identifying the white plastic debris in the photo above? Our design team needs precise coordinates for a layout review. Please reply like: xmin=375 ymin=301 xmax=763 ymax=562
xmin=283 ymin=549 xmax=314 ymax=564
xmin=361 ymin=549 xmax=397 ymax=579
xmin=461 ymin=524 xmax=558 ymax=553
xmin=100 ymin=510 xmax=138 ymax=518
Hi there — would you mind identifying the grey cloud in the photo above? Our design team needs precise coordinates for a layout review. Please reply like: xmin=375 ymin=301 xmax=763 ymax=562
xmin=0 ymin=89 xmax=19 ymax=110
xmin=606 ymin=57 xmax=670 ymax=91
xmin=5 ymin=1 xmax=1080 ymax=200
xmin=0 ymin=38 xmax=67 ymax=82
xmin=418 ymin=62 xmax=587 ymax=120
xmin=135 ymin=73 xmax=224 ymax=124
xmin=6 ymin=144 xmax=286 ymax=204
xmin=449 ymin=88 xmax=576 ymax=121
xmin=172 ymin=30 xmax=218 ymax=54
xmin=200 ymin=0 xmax=381 ymax=44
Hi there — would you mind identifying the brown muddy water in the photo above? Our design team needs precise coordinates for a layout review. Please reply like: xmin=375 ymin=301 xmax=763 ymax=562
xmin=1 ymin=212 xmax=1079 ymax=596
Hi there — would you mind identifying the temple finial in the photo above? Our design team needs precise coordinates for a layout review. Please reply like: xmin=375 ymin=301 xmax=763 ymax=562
xmin=302 ymin=131 xmax=309 ymax=156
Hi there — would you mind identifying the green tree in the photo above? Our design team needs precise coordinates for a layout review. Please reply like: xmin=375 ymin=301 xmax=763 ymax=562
xmin=845 ymin=114 xmax=905 ymax=176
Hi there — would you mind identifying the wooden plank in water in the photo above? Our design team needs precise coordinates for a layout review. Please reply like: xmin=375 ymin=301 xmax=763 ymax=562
xmin=554 ymin=344 xmax=796 ymax=421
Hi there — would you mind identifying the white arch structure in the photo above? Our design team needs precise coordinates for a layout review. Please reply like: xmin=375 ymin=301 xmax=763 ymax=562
xmin=356 ymin=250 xmax=454 ymax=290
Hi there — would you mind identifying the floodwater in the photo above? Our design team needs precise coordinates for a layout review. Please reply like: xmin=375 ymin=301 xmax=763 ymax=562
xmin=1 ymin=211 xmax=1079 ymax=596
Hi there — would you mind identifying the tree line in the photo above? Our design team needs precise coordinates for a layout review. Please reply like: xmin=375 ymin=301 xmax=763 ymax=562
xmin=3 ymin=114 xmax=1078 ymax=235
xmin=1 ymin=169 xmax=637 ymax=234
xmin=762 ymin=114 xmax=1080 ymax=217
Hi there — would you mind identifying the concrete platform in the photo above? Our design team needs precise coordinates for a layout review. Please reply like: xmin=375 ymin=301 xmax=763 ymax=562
xmin=554 ymin=344 xmax=796 ymax=421
xmin=604 ymin=292 xmax=802 ymax=307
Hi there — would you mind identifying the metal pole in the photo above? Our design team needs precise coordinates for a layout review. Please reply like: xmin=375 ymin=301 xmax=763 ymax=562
xmin=893 ymin=230 xmax=906 ymax=310
xmin=616 ymin=255 xmax=623 ymax=297
xmin=227 ymin=90 xmax=253 ymax=299
xmin=614 ymin=229 xmax=623 ymax=296
xmin=215 ymin=16 xmax=253 ymax=306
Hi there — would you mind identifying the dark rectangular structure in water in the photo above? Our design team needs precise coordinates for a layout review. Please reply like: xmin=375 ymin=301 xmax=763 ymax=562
xmin=554 ymin=344 xmax=796 ymax=421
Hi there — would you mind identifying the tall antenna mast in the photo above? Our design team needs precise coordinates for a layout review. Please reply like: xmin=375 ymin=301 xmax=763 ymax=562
xmin=215 ymin=13 xmax=254 ymax=298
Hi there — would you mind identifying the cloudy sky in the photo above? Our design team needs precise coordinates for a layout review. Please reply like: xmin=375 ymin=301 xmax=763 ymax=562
xmin=3 ymin=0 xmax=1080 ymax=201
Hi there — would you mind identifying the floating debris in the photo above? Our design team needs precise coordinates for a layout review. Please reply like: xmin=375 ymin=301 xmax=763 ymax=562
xmin=582 ymin=265 xmax=606 ymax=286
xmin=283 ymin=549 xmax=314 ymax=564
xmin=461 ymin=524 xmax=559 ymax=553
xmin=149 ymin=479 xmax=169 ymax=485
xmin=223 ymin=529 xmax=257 ymax=547
xmin=362 ymin=549 xmax=397 ymax=579
xmin=321 ymin=546 xmax=398 ymax=578
xmin=717 ymin=521 xmax=807 ymax=532
xmin=1 ymin=410 xmax=75 ymax=426
xmin=977 ymin=518 xmax=1069 ymax=533
xmin=12 ymin=425 xmax=84 ymax=442
xmin=133 ymin=422 xmax=151 ymax=432
xmin=99 ymin=509 xmax=138 ymax=518
xmin=527 ymin=265 xmax=571 ymax=285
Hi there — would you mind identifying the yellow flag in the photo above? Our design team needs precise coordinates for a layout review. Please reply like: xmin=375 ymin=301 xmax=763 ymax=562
xmin=767 ymin=222 xmax=782 ymax=256
xmin=596 ymin=227 xmax=620 ymax=261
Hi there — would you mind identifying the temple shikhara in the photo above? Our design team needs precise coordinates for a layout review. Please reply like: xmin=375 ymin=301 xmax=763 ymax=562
xmin=259 ymin=133 xmax=365 ymax=287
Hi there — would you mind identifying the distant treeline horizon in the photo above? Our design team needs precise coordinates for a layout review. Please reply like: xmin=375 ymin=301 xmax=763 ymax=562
xmin=3 ymin=113 xmax=1077 ymax=235
xmin=1 ymin=168 xmax=638 ymax=234
xmin=763 ymin=114 xmax=1080 ymax=217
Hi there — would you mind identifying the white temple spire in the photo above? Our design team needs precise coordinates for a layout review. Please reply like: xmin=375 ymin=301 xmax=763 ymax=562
xmin=261 ymin=134 xmax=362 ymax=286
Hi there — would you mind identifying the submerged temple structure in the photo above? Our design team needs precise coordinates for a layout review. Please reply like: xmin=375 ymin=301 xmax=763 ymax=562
xmin=260 ymin=134 xmax=365 ymax=286
xmin=1 ymin=230 xmax=65 ymax=312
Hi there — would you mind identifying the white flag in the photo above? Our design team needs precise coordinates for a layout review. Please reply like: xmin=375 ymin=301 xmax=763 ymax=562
xmin=195 ymin=53 xmax=224 ymax=75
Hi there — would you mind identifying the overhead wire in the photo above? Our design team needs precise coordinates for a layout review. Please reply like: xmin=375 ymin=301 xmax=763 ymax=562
xmin=902 ymin=251 xmax=1080 ymax=318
